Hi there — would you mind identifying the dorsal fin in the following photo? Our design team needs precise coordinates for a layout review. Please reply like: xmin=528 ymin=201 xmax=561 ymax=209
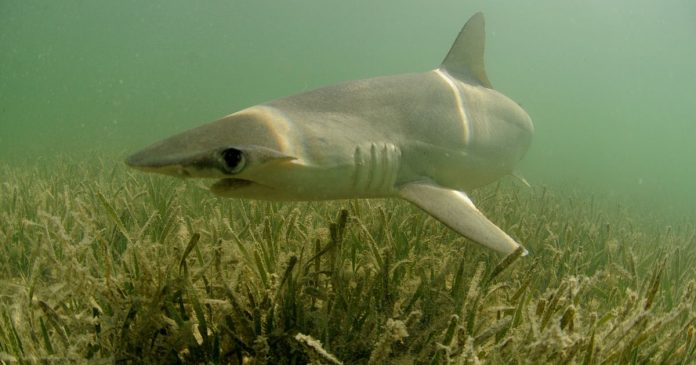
xmin=440 ymin=12 xmax=492 ymax=88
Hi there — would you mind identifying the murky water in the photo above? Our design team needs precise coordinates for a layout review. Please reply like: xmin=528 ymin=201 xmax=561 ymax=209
xmin=2 ymin=0 xmax=695 ymax=210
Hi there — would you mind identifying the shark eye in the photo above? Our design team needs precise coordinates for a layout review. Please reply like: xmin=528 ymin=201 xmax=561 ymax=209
xmin=220 ymin=148 xmax=245 ymax=174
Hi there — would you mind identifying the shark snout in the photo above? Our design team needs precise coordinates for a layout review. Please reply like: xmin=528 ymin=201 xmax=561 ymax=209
xmin=124 ymin=142 xmax=197 ymax=176
xmin=125 ymin=146 xmax=176 ymax=171
xmin=125 ymin=130 xmax=209 ymax=173
xmin=125 ymin=148 xmax=197 ymax=177
xmin=124 ymin=150 xmax=149 ymax=169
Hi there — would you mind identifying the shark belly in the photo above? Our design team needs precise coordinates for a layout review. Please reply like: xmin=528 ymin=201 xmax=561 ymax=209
xmin=256 ymin=141 xmax=403 ymax=200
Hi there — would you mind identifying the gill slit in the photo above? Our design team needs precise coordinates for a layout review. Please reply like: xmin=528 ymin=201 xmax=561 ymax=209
xmin=352 ymin=143 xmax=401 ymax=195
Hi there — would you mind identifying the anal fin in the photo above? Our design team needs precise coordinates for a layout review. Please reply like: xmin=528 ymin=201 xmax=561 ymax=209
xmin=399 ymin=182 xmax=526 ymax=255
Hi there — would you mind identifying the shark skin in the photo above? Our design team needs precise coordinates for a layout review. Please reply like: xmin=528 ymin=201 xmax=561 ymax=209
xmin=126 ymin=13 xmax=534 ymax=255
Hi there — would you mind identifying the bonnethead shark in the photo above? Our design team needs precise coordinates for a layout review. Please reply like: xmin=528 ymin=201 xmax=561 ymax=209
xmin=126 ymin=12 xmax=534 ymax=255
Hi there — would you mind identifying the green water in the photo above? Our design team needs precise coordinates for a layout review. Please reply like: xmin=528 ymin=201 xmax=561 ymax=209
xmin=2 ymin=0 xmax=695 ymax=211
xmin=2 ymin=2 xmax=696 ymax=361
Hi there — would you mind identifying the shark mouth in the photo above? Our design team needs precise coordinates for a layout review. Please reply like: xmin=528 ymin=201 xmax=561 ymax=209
xmin=210 ymin=178 xmax=254 ymax=193
xmin=209 ymin=178 xmax=283 ymax=199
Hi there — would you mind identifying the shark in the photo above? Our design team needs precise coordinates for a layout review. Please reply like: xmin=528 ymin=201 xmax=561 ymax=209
xmin=126 ymin=12 xmax=534 ymax=255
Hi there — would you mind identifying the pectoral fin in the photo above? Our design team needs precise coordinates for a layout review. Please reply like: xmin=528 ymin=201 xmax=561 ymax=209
xmin=399 ymin=182 xmax=526 ymax=255
xmin=511 ymin=171 xmax=531 ymax=188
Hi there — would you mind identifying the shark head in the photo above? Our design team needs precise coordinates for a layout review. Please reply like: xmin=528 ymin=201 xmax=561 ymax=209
xmin=126 ymin=109 xmax=299 ymax=199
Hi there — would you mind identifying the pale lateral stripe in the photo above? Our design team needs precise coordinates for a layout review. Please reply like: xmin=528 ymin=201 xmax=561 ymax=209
xmin=236 ymin=105 xmax=299 ymax=161
xmin=434 ymin=69 xmax=470 ymax=144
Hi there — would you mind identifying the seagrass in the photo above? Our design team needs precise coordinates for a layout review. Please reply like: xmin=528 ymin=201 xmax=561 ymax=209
xmin=1 ymin=157 xmax=695 ymax=364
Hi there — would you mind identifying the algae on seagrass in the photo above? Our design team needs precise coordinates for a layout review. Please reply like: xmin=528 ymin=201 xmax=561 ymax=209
xmin=1 ymin=158 xmax=695 ymax=363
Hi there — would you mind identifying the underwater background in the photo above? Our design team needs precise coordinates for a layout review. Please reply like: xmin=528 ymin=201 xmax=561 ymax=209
xmin=2 ymin=0 xmax=696 ymax=210
xmin=2 ymin=0 xmax=696 ymax=363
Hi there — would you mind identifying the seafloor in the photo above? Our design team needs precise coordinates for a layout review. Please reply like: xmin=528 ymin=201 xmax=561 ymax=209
xmin=1 ymin=158 xmax=695 ymax=364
